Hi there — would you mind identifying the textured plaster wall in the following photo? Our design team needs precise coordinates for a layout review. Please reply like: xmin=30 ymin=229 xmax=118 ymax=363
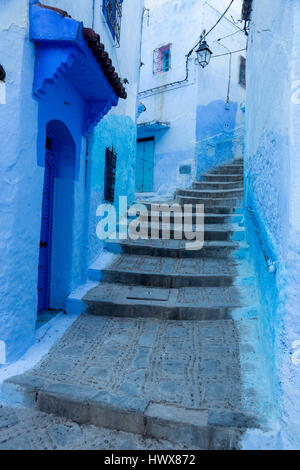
xmin=245 ymin=0 xmax=300 ymax=448
xmin=196 ymin=100 xmax=242 ymax=178
xmin=0 ymin=0 xmax=143 ymax=363
xmin=138 ymin=0 xmax=245 ymax=194
xmin=0 ymin=0 xmax=40 ymax=362
xmin=195 ymin=2 xmax=246 ymax=177
xmin=87 ymin=114 xmax=137 ymax=267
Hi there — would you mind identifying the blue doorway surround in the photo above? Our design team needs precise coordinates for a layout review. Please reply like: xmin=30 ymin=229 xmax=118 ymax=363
xmin=37 ymin=138 xmax=55 ymax=313
xmin=30 ymin=3 xmax=127 ymax=314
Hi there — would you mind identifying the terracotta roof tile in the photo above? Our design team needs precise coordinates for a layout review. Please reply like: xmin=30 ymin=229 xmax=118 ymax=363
xmin=37 ymin=4 xmax=72 ymax=18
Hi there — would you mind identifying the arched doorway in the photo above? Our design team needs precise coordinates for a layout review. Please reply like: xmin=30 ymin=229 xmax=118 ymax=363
xmin=37 ymin=120 xmax=76 ymax=313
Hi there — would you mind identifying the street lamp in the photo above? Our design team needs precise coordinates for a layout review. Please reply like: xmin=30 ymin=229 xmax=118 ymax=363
xmin=196 ymin=40 xmax=212 ymax=68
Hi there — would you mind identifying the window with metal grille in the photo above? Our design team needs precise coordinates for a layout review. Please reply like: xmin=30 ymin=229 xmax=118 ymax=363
xmin=153 ymin=44 xmax=171 ymax=74
xmin=102 ymin=0 xmax=123 ymax=45
xmin=239 ymin=56 xmax=246 ymax=87
xmin=104 ymin=147 xmax=117 ymax=202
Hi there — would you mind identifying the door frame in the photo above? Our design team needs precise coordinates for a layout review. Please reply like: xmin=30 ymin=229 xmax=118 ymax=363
xmin=136 ymin=136 xmax=155 ymax=192
xmin=37 ymin=136 xmax=55 ymax=313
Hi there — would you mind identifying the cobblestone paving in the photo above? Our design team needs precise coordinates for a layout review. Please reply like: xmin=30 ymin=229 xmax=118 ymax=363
xmin=27 ymin=316 xmax=245 ymax=412
xmin=106 ymin=255 xmax=245 ymax=275
xmin=0 ymin=406 xmax=186 ymax=450
xmin=85 ymin=283 xmax=256 ymax=308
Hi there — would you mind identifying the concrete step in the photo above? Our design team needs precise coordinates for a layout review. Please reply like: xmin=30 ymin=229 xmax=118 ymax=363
xmin=102 ymin=255 xmax=254 ymax=288
xmin=177 ymin=188 xmax=244 ymax=199
xmin=83 ymin=283 xmax=258 ymax=321
xmin=3 ymin=317 xmax=259 ymax=449
xmin=125 ymin=222 xmax=245 ymax=242
xmin=213 ymin=165 xmax=244 ymax=175
xmin=1 ymin=378 xmax=252 ymax=450
xmin=132 ymin=201 xmax=243 ymax=212
xmin=105 ymin=238 xmax=249 ymax=259
xmin=202 ymin=174 xmax=243 ymax=183
xmin=193 ymin=181 xmax=243 ymax=190
xmin=202 ymin=213 xmax=244 ymax=224
xmin=135 ymin=211 xmax=244 ymax=225
xmin=176 ymin=195 xmax=243 ymax=207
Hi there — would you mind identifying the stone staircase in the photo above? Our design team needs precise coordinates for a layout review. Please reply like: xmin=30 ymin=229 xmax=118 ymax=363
xmin=83 ymin=159 xmax=253 ymax=322
xmin=3 ymin=159 xmax=272 ymax=449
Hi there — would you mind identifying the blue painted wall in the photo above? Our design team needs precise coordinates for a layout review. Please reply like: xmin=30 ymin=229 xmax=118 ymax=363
xmin=245 ymin=0 xmax=300 ymax=448
xmin=138 ymin=0 xmax=246 ymax=194
xmin=195 ymin=100 xmax=239 ymax=178
xmin=0 ymin=0 xmax=143 ymax=363
xmin=86 ymin=114 xmax=137 ymax=267
xmin=0 ymin=1 xmax=40 ymax=363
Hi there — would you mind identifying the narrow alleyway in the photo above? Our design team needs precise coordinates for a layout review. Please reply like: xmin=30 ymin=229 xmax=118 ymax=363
xmin=3 ymin=159 xmax=272 ymax=450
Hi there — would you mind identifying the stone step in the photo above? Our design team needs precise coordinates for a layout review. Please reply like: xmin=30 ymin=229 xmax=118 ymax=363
xmin=202 ymin=213 xmax=244 ymax=224
xmin=2 ymin=340 xmax=260 ymax=450
xmin=193 ymin=181 xmax=243 ymax=190
xmin=83 ymin=283 xmax=258 ymax=321
xmin=102 ymin=255 xmax=254 ymax=288
xmin=131 ymin=201 xmax=243 ymax=215
xmin=136 ymin=211 xmax=244 ymax=225
xmin=203 ymin=174 xmax=243 ymax=183
xmin=177 ymin=188 xmax=244 ymax=199
xmin=105 ymin=238 xmax=249 ymax=259
xmin=123 ymin=222 xmax=245 ymax=242
xmin=213 ymin=165 xmax=244 ymax=175
xmin=2 ymin=310 xmax=263 ymax=450
xmin=176 ymin=195 xmax=243 ymax=207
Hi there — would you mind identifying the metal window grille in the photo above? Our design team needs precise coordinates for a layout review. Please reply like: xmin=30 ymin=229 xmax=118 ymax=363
xmin=104 ymin=147 xmax=117 ymax=202
xmin=153 ymin=44 xmax=171 ymax=74
xmin=239 ymin=56 xmax=246 ymax=87
xmin=102 ymin=0 xmax=122 ymax=45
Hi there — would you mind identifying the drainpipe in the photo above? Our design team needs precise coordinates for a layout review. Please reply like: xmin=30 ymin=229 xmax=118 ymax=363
xmin=92 ymin=0 xmax=96 ymax=29
xmin=136 ymin=5 xmax=148 ymax=121
xmin=217 ymin=41 xmax=232 ymax=104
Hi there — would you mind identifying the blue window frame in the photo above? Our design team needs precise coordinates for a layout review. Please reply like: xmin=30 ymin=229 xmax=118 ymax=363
xmin=102 ymin=0 xmax=123 ymax=45
xmin=162 ymin=49 xmax=171 ymax=72
xmin=153 ymin=44 xmax=171 ymax=74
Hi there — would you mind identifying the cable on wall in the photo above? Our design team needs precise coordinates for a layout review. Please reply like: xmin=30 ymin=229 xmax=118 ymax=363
xmin=139 ymin=0 xmax=237 ymax=97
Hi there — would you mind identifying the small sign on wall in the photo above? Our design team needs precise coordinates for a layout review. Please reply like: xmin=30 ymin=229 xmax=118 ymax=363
xmin=0 ymin=82 xmax=6 ymax=104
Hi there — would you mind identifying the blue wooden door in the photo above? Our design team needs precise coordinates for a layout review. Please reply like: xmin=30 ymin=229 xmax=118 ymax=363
xmin=136 ymin=139 xmax=154 ymax=192
xmin=37 ymin=148 xmax=55 ymax=313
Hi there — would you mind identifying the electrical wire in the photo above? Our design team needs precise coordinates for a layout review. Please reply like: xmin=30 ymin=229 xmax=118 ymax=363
xmin=211 ymin=48 xmax=246 ymax=58
xmin=204 ymin=0 xmax=235 ymax=39
xmin=139 ymin=0 xmax=238 ymax=97
xmin=215 ymin=29 xmax=242 ymax=43
xmin=217 ymin=42 xmax=232 ymax=102
xmin=184 ymin=0 xmax=236 ymax=79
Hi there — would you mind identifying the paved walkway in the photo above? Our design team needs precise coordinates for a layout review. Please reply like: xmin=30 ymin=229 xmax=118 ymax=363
xmin=14 ymin=316 xmax=255 ymax=413
xmin=0 ymin=405 xmax=182 ymax=450
xmin=2 ymin=159 xmax=273 ymax=449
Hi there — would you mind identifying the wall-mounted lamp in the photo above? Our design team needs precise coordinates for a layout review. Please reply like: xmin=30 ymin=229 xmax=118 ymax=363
xmin=196 ymin=35 xmax=212 ymax=69
xmin=0 ymin=64 xmax=6 ymax=82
